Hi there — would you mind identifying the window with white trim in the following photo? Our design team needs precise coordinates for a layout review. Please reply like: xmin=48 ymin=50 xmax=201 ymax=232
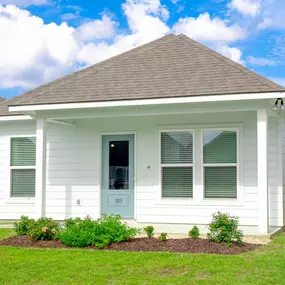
xmin=203 ymin=129 xmax=237 ymax=198
xmin=10 ymin=137 xmax=36 ymax=197
xmin=161 ymin=131 xmax=193 ymax=197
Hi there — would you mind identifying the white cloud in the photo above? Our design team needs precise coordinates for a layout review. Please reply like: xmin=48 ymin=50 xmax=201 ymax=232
xmin=172 ymin=13 xmax=245 ymax=64
xmin=228 ymin=0 xmax=261 ymax=17
xmin=0 ymin=0 xmax=171 ymax=88
xmin=78 ymin=0 xmax=170 ymax=65
xmin=75 ymin=15 xmax=116 ymax=41
xmin=216 ymin=44 xmax=244 ymax=64
xmin=258 ymin=1 xmax=285 ymax=30
xmin=0 ymin=0 xmax=247 ymax=90
xmin=0 ymin=5 xmax=79 ymax=88
xmin=247 ymin=56 xmax=277 ymax=66
xmin=257 ymin=17 xmax=273 ymax=29
xmin=172 ymin=13 xmax=245 ymax=43
xmin=0 ymin=0 xmax=46 ymax=7
xmin=61 ymin=13 xmax=79 ymax=22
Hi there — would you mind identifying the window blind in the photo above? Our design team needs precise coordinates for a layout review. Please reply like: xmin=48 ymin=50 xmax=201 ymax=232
xmin=203 ymin=131 xmax=236 ymax=164
xmin=162 ymin=167 xmax=193 ymax=197
xmin=204 ymin=167 xmax=237 ymax=198
xmin=161 ymin=132 xmax=193 ymax=164
xmin=11 ymin=137 xmax=36 ymax=166
xmin=161 ymin=131 xmax=193 ymax=198
xmin=203 ymin=130 xmax=237 ymax=198
xmin=11 ymin=169 xmax=35 ymax=197
xmin=10 ymin=137 xmax=36 ymax=198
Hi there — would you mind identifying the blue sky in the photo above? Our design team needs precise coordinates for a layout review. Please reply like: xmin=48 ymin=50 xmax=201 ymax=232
xmin=0 ymin=0 xmax=284 ymax=98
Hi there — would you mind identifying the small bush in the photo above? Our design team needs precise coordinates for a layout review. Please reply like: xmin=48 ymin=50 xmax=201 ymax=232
xmin=60 ymin=215 xmax=137 ymax=248
xmin=207 ymin=212 xmax=243 ymax=246
xmin=143 ymin=225 xmax=154 ymax=238
xmin=158 ymin=232 xmax=167 ymax=241
xmin=188 ymin=225 xmax=200 ymax=239
xmin=14 ymin=216 xmax=35 ymax=235
xmin=28 ymin=218 xmax=61 ymax=241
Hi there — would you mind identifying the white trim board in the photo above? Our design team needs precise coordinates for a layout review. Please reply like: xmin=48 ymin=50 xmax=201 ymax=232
xmin=156 ymin=124 xmax=243 ymax=206
xmin=8 ymin=92 xmax=285 ymax=113
xmin=0 ymin=115 xmax=32 ymax=121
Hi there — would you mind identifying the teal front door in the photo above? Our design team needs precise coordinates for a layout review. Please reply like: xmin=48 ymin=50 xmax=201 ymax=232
xmin=102 ymin=135 xmax=134 ymax=218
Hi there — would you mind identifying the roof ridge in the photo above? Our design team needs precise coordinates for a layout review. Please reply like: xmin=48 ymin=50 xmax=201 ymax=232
xmin=9 ymin=34 xmax=177 ymax=106
xmin=178 ymin=34 xmax=284 ymax=91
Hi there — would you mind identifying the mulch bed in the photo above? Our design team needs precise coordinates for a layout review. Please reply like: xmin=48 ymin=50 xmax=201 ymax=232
xmin=0 ymin=235 xmax=261 ymax=254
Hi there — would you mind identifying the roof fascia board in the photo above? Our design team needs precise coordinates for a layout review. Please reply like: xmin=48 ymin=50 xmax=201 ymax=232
xmin=0 ymin=115 xmax=33 ymax=121
xmin=8 ymin=92 xmax=284 ymax=113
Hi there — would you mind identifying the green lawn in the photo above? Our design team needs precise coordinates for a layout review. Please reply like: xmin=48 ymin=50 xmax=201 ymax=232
xmin=0 ymin=229 xmax=285 ymax=285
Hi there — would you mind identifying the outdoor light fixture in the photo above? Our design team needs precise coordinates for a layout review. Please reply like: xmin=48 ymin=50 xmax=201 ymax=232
xmin=272 ymin=98 xmax=285 ymax=111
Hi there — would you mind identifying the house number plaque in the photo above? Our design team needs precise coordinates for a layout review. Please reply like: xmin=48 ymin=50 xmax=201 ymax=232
xmin=108 ymin=195 xmax=128 ymax=206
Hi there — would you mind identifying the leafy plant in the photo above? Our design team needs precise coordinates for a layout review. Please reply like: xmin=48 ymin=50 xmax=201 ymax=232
xmin=28 ymin=218 xmax=61 ymax=241
xmin=14 ymin=216 xmax=35 ymax=235
xmin=158 ymin=232 xmax=167 ymax=241
xmin=188 ymin=225 xmax=200 ymax=239
xmin=59 ymin=215 xmax=137 ymax=248
xmin=143 ymin=226 xmax=154 ymax=238
xmin=207 ymin=212 xmax=243 ymax=246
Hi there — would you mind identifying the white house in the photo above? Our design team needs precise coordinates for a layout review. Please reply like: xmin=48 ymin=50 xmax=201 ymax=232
xmin=0 ymin=34 xmax=284 ymax=235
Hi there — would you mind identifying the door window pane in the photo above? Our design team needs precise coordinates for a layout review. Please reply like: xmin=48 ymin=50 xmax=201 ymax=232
xmin=109 ymin=141 xmax=129 ymax=190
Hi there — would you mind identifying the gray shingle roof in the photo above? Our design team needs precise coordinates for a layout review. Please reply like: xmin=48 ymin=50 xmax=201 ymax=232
xmin=3 ymin=33 xmax=285 ymax=115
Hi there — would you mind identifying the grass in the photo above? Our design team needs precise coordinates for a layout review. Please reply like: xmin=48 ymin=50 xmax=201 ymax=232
xmin=0 ymin=229 xmax=285 ymax=285
xmin=0 ymin=229 xmax=14 ymax=240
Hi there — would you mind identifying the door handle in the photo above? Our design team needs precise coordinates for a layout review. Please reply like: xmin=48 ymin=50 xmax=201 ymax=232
xmin=132 ymin=172 xmax=135 ymax=182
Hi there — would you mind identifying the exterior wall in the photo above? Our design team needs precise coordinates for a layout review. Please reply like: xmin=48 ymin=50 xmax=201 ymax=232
xmin=45 ymin=111 xmax=263 ymax=234
xmin=0 ymin=120 xmax=36 ymax=219
xmin=0 ymin=110 xmax=282 ymax=234
xmin=45 ymin=122 xmax=101 ymax=220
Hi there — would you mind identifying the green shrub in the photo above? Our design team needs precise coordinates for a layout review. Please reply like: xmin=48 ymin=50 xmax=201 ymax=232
xmin=64 ymin=217 xmax=82 ymax=229
xmin=188 ymin=225 xmax=200 ymax=239
xmin=14 ymin=216 xmax=35 ymax=235
xmin=143 ymin=225 xmax=154 ymax=238
xmin=158 ymin=232 xmax=167 ymax=241
xmin=28 ymin=218 xmax=61 ymax=241
xmin=207 ymin=212 xmax=243 ymax=246
xmin=59 ymin=215 xmax=137 ymax=248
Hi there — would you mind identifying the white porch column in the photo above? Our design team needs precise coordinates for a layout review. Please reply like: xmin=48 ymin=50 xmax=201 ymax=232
xmin=257 ymin=109 xmax=269 ymax=234
xmin=35 ymin=119 xmax=47 ymax=218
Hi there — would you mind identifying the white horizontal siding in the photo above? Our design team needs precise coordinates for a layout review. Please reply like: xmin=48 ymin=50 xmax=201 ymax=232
xmin=0 ymin=120 xmax=36 ymax=220
xmin=45 ymin=111 xmax=261 ymax=231
xmin=0 ymin=109 xmax=281 ymax=233
xmin=45 ymin=122 xmax=100 ymax=219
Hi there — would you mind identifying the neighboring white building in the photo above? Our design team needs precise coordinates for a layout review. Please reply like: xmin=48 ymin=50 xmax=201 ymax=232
xmin=0 ymin=34 xmax=284 ymax=235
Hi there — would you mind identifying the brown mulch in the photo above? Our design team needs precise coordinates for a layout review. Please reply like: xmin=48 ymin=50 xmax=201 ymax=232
xmin=0 ymin=235 xmax=261 ymax=254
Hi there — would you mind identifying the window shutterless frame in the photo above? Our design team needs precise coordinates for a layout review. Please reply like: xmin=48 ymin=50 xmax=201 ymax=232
xmin=159 ymin=129 xmax=195 ymax=199
xmin=201 ymin=127 xmax=240 ymax=200
xmin=9 ymin=135 xmax=36 ymax=198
